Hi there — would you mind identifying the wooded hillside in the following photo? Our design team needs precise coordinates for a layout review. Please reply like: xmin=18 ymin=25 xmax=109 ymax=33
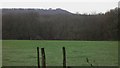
xmin=2 ymin=8 xmax=119 ymax=40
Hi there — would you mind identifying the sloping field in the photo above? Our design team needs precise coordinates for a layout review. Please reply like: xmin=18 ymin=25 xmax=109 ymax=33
xmin=2 ymin=40 xmax=118 ymax=66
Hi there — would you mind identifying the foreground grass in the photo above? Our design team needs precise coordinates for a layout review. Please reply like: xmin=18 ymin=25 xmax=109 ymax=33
xmin=2 ymin=40 xmax=118 ymax=66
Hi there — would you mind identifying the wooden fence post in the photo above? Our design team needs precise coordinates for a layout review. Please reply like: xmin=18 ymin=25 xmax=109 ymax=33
xmin=63 ymin=47 xmax=66 ymax=68
xmin=41 ymin=48 xmax=46 ymax=68
xmin=37 ymin=47 xmax=40 ymax=68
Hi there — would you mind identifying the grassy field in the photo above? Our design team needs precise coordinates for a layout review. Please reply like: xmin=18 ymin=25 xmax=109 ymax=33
xmin=2 ymin=40 xmax=118 ymax=66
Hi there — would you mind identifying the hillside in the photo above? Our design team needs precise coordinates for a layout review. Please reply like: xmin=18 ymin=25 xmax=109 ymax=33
xmin=2 ymin=8 xmax=118 ymax=40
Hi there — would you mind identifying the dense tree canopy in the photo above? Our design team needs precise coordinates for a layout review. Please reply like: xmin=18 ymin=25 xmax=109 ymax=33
xmin=2 ymin=8 xmax=119 ymax=40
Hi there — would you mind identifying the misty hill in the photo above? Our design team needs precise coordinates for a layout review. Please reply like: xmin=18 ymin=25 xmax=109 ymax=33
xmin=2 ymin=8 xmax=118 ymax=40
xmin=2 ymin=8 xmax=72 ymax=15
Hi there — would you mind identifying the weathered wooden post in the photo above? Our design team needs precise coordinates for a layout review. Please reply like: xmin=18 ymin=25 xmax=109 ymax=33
xmin=37 ymin=47 xmax=40 ymax=68
xmin=41 ymin=48 xmax=46 ymax=68
xmin=63 ymin=47 xmax=66 ymax=68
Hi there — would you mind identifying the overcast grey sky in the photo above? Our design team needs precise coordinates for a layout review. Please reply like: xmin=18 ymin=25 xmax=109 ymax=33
xmin=0 ymin=0 xmax=119 ymax=13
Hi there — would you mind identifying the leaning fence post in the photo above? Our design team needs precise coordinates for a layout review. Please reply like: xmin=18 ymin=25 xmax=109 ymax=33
xmin=37 ymin=47 xmax=40 ymax=68
xmin=41 ymin=48 xmax=46 ymax=68
xmin=63 ymin=47 xmax=66 ymax=68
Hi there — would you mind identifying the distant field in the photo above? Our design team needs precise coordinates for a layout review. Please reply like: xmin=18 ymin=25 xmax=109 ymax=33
xmin=2 ymin=40 xmax=118 ymax=66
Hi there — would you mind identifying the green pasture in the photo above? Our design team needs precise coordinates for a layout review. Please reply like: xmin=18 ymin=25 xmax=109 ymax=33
xmin=2 ymin=40 xmax=118 ymax=66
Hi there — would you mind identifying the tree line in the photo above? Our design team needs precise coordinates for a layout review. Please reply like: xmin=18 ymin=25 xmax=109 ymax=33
xmin=2 ymin=8 xmax=119 ymax=40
